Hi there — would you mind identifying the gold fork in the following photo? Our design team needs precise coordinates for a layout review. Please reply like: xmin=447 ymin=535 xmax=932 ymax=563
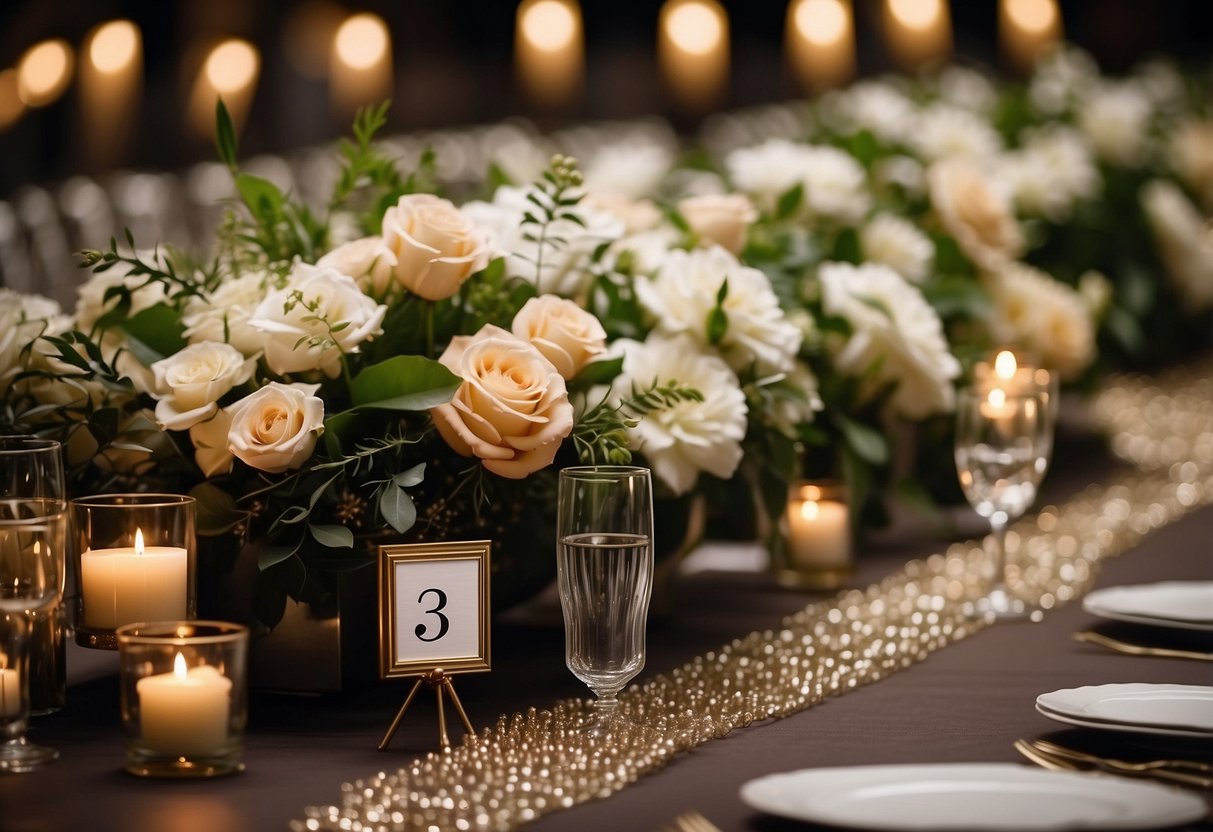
xmin=1016 ymin=739 xmax=1213 ymax=788
xmin=664 ymin=810 xmax=724 ymax=832
xmin=1073 ymin=630 xmax=1213 ymax=662
xmin=1031 ymin=740 xmax=1213 ymax=785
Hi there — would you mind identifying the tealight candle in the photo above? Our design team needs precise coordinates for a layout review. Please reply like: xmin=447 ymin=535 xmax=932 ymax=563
xmin=779 ymin=481 xmax=852 ymax=589
xmin=80 ymin=528 xmax=188 ymax=630
xmin=137 ymin=653 xmax=232 ymax=757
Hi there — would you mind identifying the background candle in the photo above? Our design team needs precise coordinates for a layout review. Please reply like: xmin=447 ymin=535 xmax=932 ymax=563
xmin=787 ymin=485 xmax=850 ymax=570
xmin=1000 ymin=0 xmax=1062 ymax=75
xmin=786 ymin=0 xmax=856 ymax=94
xmin=515 ymin=0 xmax=584 ymax=110
xmin=883 ymin=0 xmax=952 ymax=71
xmin=0 ymin=664 xmax=18 ymax=717
xmin=659 ymin=0 xmax=729 ymax=114
xmin=80 ymin=529 xmax=188 ymax=629
xmin=330 ymin=12 xmax=393 ymax=120
xmin=136 ymin=653 xmax=231 ymax=756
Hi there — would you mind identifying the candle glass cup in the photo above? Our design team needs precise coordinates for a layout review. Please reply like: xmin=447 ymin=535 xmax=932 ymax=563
xmin=72 ymin=494 xmax=196 ymax=650
xmin=117 ymin=620 xmax=248 ymax=778
xmin=777 ymin=480 xmax=852 ymax=590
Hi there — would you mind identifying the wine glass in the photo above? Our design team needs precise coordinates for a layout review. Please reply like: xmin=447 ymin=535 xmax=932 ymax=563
xmin=954 ymin=387 xmax=1052 ymax=619
xmin=0 ymin=437 xmax=67 ymax=772
xmin=557 ymin=466 xmax=654 ymax=734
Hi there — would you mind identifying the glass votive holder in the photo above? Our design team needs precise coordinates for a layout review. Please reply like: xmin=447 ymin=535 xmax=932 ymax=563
xmin=776 ymin=480 xmax=853 ymax=590
xmin=117 ymin=621 xmax=248 ymax=778
xmin=72 ymin=494 xmax=196 ymax=650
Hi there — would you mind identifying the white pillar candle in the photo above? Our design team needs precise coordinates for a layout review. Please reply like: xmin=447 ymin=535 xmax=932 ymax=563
xmin=80 ymin=529 xmax=188 ymax=629
xmin=0 ymin=665 xmax=19 ymax=717
xmin=659 ymin=0 xmax=729 ymax=113
xmin=1000 ymin=0 xmax=1062 ymax=75
xmin=515 ymin=0 xmax=584 ymax=109
xmin=136 ymin=653 xmax=232 ymax=756
xmin=787 ymin=486 xmax=850 ymax=569
xmin=786 ymin=0 xmax=856 ymax=94
xmin=883 ymin=0 xmax=952 ymax=71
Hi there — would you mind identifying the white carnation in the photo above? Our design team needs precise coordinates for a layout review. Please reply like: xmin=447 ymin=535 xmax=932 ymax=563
xmin=583 ymin=143 xmax=674 ymax=200
xmin=860 ymin=214 xmax=933 ymax=283
xmin=461 ymin=185 xmax=625 ymax=297
xmin=1141 ymin=180 xmax=1213 ymax=312
xmin=984 ymin=262 xmax=1096 ymax=380
xmin=1000 ymin=126 xmax=1099 ymax=222
xmin=819 ymin=261 xmax=960 ymax=419
xmin=821 ymin=80 xmax=916 ymax=143
xmin=0 ymin=291 xmax=62 ymax=394
xmin=610 ymin=334 xmax=747 ymax=496
xmin=1028 ymin=46 xmax=1100 ymax=115
xmin=910 ymin=104 xmax=1003 ymax=162
xmin=937 ymin=66 xmax=998 ymax=114
xmin=637 ymin=246 xmax=802 ymax=373
xmin=1078 ymin=83 xmax=1153 ymax=167
xmin=726 ymin=139 xmax=870 ymax=224
xmin=182 ymin=272 xmax=270 ymax=357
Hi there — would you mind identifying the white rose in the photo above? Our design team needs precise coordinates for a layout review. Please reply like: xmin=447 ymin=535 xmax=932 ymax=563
xmin=431 ymin=325 xmax=574 ymax=479
xmin=182 ymin=272 xmax=269 ymax=358
xmin=911 ymin=104 xmax=1003 ymax=162
xmin=317 ymin=236 xmax=397 ymax=297
xmin=1078 ymin=83 xmax=1153 ymax=167
xmin=609 ymin=334 xmax=747 ymax=496
xmin=937 ymin=66 xmax=998 ymax=114
xmin=820 ymin=80 xmax=915 ymax=143
xmin=248 ymin=263 xmax=387 ymax=378
xmin=928 ymin=158 xmax=1023 ymax=272
xmin=225 ymin=382 xmax=324 ymax=474
xmin=637 ymin=246 xmax=802 ymax=374
xmin=678 ymin=194 xmax=757 ymax=255
xmin=860 ymin=214 xmax=934 ymax=284
xmin=1141 ymin=180 xmax=1213 ymax=312
xmin=381 ymin=194 xmax=496 ymax=300
xmin=150 ymin=342 xmax=256 ymax=431
xmin=75 ymin=256 xmax=169 ymax=333
xmin=605 ymin=227 xmax=680 ymax=276
xmin=511 ymin=295 xmax=607 ymax=379
xmin=582 ymin=192 xmax=664 ymax=234
xmin=0 ymin=291 xmax=61 ymax=395
xmin=984 ymin=262 xmax=1096 ymax=380
xmin=583 ymin=142 xmax=675 ymax=200
xmin=999 ymin=126 xmax=1099 ymax=222
xmin=1029 ymin=46 xmax=1099 ymax=115
xmin=190 ymin=412 xmax=234 ymax=477
xmin=729 ymin=141 xmax=870 ymax=224
xmin=819 ymin=261 xmax=960 ymax=419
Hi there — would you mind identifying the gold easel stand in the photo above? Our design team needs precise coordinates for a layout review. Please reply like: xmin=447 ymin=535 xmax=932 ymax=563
xmin=378 ymin=668 xmax=476 ymax=751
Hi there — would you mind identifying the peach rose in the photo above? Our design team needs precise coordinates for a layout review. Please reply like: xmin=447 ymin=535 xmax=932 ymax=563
xmin=511 ymin=295 xmax=607 ymax=379
xmin=225 ymin=383 xmax=324 ymax=474
xmin=381 ymin=194 xmax=495 ymax=300
xmin=928 ymin=159 xmax=1023 ymax=272
xmin=316 ymin=236 xmax=397 ymax=296
xmin=678 ymin=193 xmax=757 ymax=255
xmin=431 ymin=325 xmax=573 ymax=478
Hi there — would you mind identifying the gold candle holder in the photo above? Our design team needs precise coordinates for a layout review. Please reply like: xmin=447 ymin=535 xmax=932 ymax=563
xmin=72 ymin=494 xmax=196 ymax=650
xmin=117 ymin=621 xmax=248 ymax=778
xmin=777 ymin=480 xmax=852 ymax=590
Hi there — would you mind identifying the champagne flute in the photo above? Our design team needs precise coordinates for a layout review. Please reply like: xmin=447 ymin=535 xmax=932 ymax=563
xmin=557 ymin=466 xmax=654 ymax=733
xmin=954 ymin=387 xmax=1052 ymax=619
xmin=0 ymin=437 xmax=67 ymax=772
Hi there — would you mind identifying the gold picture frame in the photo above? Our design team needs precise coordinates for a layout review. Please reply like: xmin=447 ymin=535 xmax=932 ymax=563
xmin=377 ymin=539 xmax=492 ymax=679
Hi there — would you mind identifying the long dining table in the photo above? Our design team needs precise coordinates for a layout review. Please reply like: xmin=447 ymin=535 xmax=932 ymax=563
xmin=3 ymin=426 xmax=1211 ymax=832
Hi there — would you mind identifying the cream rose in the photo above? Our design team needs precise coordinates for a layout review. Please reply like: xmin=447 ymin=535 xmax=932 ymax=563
xmin=678 ymin=194 xmax=757 ymax=255
xmin=248 ymin=263 xmax=386 ymax=378
xmin=190 ymin=413 xmax=235 ymax=477
xmin=225 ymin=382 xmax=324 ymax=474
xmin=151 ymin=342 xmax=256 ymax=431
xmin=431 ymin=325 xmax=573 ymax=479
xmin=381 ymin=194 xmax=495 ymax=300
xmin=317 ymin=236 xmax=397 ymax=296
xmin=928 ymin=158 xmax=1023 ymax=273
xmin=511 ymin=295 xmax=607 ymax=379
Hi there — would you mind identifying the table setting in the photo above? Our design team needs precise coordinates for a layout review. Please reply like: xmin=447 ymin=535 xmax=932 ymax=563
xmin=1 ymin=6 xmax=1213 ymax=828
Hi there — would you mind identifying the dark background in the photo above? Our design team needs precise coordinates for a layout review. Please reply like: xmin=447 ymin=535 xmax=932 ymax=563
xmin=1 ymin=0 xmax=1212 ymax=198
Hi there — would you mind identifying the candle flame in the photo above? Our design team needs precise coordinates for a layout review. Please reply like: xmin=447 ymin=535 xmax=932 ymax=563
xmin=665 ymin=0 xmax=725 ymax=56
xmin=334 ymin=13 xmax=389 ymax=70
xmin=800 ymin=500 xmax=820 ymax=521
xmin=994 ymin=350 xmax=1018 ymax=380
xmin=173 ymin=652 xmax=188 ymax=679
xmin=1005 ymin=0 xmax=1057 ymax=34
xmin=134 ymin=528 xmax=144 ymax=556
xmin=794 ymin=0 xmax=848 ymax=47
xmin=520 ymin=0 xmax=579 ymax=53
xmin=988 ymin=387 xmax=1007 ymax=408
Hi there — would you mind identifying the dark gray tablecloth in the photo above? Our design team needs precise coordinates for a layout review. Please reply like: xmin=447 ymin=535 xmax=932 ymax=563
xmin=3 ymin=444 xmax=1212 ymax=831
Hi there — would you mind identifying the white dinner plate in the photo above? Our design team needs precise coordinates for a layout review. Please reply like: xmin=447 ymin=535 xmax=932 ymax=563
xmin=1036 ymin=683 xmax=1213 ymax=738
xmin=1082 ymin=581 xmax=1213 ymax=631
xmin=739 ymin=763 xmax=1207 ymax=831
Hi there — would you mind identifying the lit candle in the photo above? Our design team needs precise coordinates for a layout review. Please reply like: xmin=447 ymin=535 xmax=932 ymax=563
xmin=1000 ymin=0 xmax=1062 ymax=75
xmin=136 ymin=653 xmax=232 ymax=756
xmin=80 ymin=529 xmax=188 ymax=629
xmin=787 ymin=484 xmax=851 ymax=570
xmin=81 ymin=20 xmax=143 ymax=168
xmin=659 ymin=0 xmax=729 ymax=113
xmin=882 ymin=0 xmax=952 ymax=71
xmin=515 ymin=0 xmax=584 ymax=109
xmin=786 ymin=0 xmax=856 ymax=94
xmin=330 ymin=12 xmax=393 ymax=119
xmin=188 ymin=38 xmax=260 ymax=139
xmin=0 ymin=659 xmax=18 ymax=717
xmin=16 ymin=39 xmax=74 ymax=109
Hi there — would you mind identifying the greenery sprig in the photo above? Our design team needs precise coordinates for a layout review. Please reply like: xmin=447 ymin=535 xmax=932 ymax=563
xmin=521 ymin=154 xmax=586 ymax=291
xmin=573 ymin=380 xmax=704 ymax=465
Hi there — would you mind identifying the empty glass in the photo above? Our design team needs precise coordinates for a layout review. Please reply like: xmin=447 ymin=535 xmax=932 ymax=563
xmin=0 ymin=437 xmax=67 ymax=772
xmin=954 ymin=387 xmax=1053 ymax=619
xmin=557 ymin=466 xmax=654 ymax=733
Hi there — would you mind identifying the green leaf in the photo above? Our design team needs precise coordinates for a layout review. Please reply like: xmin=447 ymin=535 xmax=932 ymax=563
xmin=836 ymin=415 xmax=889 ymax=465
xmin=215 ymin=99 xmax=238 ymax=170
xmin=832 ymin=228 xmax=862 ymax=264
xmin=123 ymin=303 xmax=187 ymax=360
xmin=258 ymin=542 xmax=300 ymax=572
xmin=235 ymin=173 xmax=285 ymax=226
xmin=392 ymin=463 xmax=426 ymax=488
xmin=309 ymin=523 xmax=354 ymax=549
xmin=776 ymin=183 xmax=804 ymax=220
xmin=275 ymin=505 xmax=310 ymax=526
xmin=349 ymin=355 xmax=461 ymax=410
xmin=190 ymin=483 xmax=247 ymax=536
xmin=379 ymin=484 xmax=417 ymax=534
xmin=567 ymin=356 xmax=624 ymax=393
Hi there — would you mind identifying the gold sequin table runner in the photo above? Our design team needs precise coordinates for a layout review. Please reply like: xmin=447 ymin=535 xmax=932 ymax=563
xmin=293 ymin=361 xmax=1213 ymax=832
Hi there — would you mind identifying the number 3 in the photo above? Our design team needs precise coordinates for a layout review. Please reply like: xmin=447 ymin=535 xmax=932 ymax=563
xmin=415 ymin=588 xmax=450 ymax=642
